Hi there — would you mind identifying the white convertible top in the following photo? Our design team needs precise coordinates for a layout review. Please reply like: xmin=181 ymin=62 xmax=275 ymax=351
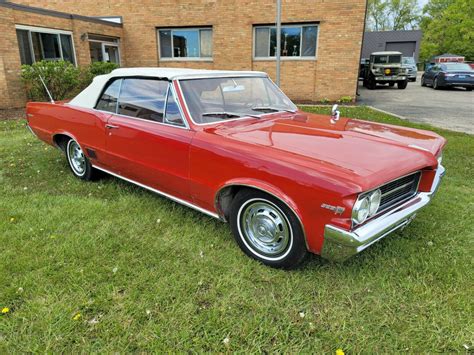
xmin=69 ymin=67 xmax=267 ymax=109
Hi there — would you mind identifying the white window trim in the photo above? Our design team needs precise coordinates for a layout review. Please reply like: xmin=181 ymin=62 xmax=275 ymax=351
xmin=15 ymin=24 xmax=77 ymax=66
xmin=157 ymin=27 xmax=213 ymax=61
xmin=88 ymin=37 xmax=122 ymax=66
xmin=252 ymin=24 xmax=319 ymax=61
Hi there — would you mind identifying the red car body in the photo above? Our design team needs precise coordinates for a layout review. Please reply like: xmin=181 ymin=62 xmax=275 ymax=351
xmin=26 ymin=68 xmax=446 ymax=264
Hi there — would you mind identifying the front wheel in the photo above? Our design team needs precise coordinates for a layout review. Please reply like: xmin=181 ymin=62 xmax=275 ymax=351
xmin=367 ymin=76 xmax=377 ymax=90
xmin=66 ymin=138 xmax=97 ymax=180
xmin=433 ymin=77 xmax=440 ymax=90
xmin=421 ymin=76 xmax=426 ymax=86
xmin=397 ymin=80 xmax=408 ymax=89
xmin=229 ymin=189 xmax=307 ymax=269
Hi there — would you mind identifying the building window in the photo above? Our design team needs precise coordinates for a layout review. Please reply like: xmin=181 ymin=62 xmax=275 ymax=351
xmin=158 ymin=28 xmax=212 ymax=60
xmin=15 ymin=25 xmax=76 ymax=65
xmin=254 ymin=24 xmax=318 ymax=59
xmin=88 ymin=35 xmax=121 ymax=65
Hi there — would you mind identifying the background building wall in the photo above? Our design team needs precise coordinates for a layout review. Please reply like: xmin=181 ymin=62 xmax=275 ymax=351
xmin=0 ymin=3 xmax=123 ymax=108
xmin=361 ymin=30 xmax=423 ymax=61
xmin=9 ymin=0 xmax=367 ymax=103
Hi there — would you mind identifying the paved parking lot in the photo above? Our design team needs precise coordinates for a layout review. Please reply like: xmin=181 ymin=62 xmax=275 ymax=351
xmin=357 ymin=74 xmax=474 ymax=134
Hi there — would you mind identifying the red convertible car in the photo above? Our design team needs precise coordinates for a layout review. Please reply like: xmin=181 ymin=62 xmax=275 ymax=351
xmin=26 ymin=68 xmax=446 ymax=268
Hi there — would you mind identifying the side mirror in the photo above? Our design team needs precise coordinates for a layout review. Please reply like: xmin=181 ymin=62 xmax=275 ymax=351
xmin=331 ymin=104 xmax=340 ymax=124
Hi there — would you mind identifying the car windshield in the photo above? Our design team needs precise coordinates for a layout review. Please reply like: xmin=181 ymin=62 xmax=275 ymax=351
xmin=179 ymin=76 xmax=297 ymax=124
xmin=402 ymin=57 xmax=415 ymax=65
xmin=443 ymin=63 xmax=472 ymax=71
xmin=373 ymin=55 xmax=401 ymax=64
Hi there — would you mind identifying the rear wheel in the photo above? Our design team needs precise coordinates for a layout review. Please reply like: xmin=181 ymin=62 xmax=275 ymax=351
xmin=229 ymin=189 xmax=307 ymax=269
xmin=388 ymin=82 xmax=395 ymax=87
xmin=466 ymin=87 xmax=472 ymax=91
xmin=66 ymin=138 xmax=97 ymax=180
xmin=397 ymin=80 xmax=408 ymax=89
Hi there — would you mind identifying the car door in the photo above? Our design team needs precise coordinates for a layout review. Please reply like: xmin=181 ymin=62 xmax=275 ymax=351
xmin=104 ymin=77 xmax=194 ymax=200
xmin=426 ymin=66 xmax=438 ymax=84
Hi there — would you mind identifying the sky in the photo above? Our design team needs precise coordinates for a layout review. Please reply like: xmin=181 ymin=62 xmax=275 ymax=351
xmin=418 ymin=0 xmax=429 ymax=9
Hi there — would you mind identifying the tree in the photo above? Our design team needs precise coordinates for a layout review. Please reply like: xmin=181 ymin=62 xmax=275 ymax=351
xmin=420 ymin=0 xmax=474 ymax=61
xmin=367 ymin=0 xmax=390 ymax=31
xmin=389 ymin=0 xmax=421 ymax=30
xmin=366 ymin=0 xmax=421 ymax=31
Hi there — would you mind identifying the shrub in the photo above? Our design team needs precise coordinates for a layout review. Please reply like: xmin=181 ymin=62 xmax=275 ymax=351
xmin=21 ymin=60 xmax=81 ymax=102
xmin=320 ymin=97 xmax=330 ymax=104
xmin=338 ymin=96 xmax=353 ymax=103
xmin=80 ymin=61 xmax=119 ymax=89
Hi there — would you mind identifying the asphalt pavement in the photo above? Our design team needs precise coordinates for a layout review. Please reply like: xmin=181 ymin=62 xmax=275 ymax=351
xmin=357 ymin=73 xmax=474 ymax=134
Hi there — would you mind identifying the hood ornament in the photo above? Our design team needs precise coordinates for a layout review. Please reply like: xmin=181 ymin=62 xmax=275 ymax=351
xmin=330 ymin=104 xmax=340 ymax=124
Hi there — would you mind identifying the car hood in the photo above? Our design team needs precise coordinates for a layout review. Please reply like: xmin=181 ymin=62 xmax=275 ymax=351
xmin=204 ymin=111 xmax=446 ymax=191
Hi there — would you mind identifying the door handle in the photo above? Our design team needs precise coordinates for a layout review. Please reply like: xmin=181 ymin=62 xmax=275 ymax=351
xmin=105 ymin=124 xmax=119 ymax=129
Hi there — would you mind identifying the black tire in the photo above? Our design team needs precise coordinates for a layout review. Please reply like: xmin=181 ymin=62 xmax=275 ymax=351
xmin=388 ymin=82 xmax=395 ymax=87
xmin=65 ymin=138 xmax=97 ymax=181
xmin=421 ymin=76 xmax=426 ymax=87
xmin=466 ymin=87 xmax=472 ymax=92
xmin=229 ymin=189 xmax=307 ymax=269
xmin=367 ymin=76 xmax=377 ymax=90
xmin=397 ymin=80 xmax=408 ymax=89
xmin=433 ymin=77 xmax=440 ymax=90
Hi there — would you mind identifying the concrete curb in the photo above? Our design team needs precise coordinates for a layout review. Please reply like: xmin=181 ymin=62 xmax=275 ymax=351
xmin=364 ymin=105 xmax=408 ymax=120
xmin=298 ymin=104 xmax=408 ymax=121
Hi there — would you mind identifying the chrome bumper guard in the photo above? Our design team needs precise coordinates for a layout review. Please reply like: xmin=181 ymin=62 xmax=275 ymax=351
xmin=321 ymin=165 xmax=445 ymax=262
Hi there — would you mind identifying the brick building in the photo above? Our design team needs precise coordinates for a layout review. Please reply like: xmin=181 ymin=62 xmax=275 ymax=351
xmin=0 ymin=0 xmax=367 ymax=109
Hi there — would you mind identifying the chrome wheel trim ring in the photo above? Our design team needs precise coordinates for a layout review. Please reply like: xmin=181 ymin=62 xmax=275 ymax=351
xmin=67 ymin=140 xmax=86 ymax=177
xmin=237 ymin=198 xmax=293 ymax=261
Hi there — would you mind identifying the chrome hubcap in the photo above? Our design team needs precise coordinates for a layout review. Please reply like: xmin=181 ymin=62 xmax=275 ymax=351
xmin=68 ymin=141 xmax=85 ymax=175
xmin=240 ymin=200 xmax=291 ymax=256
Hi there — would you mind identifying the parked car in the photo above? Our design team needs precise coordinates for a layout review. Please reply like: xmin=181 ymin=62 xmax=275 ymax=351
xmin=26 ymin=68 xmax=446 ymax=268
xmin=402 ymin=56 xmax=417 ymax=82
xmin=361 ymin=51 xmax=408 ymax=89
xmin=422 ymin=63 xmax=474 ymax=91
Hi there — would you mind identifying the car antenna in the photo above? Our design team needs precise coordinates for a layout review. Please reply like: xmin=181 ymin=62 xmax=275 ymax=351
xmin=38 ymin=73 xmax=55 ymax=104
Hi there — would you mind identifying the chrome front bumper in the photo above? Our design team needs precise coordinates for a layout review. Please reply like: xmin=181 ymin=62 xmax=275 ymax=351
xmin=321 ymin=165 xmax=445 ymax=262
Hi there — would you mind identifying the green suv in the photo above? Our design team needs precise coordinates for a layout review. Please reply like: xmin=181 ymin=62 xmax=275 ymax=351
xmin=361 ymin=51 xmax=408 ymax=90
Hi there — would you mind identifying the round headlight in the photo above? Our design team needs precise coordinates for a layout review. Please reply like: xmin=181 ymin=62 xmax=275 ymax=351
xmin=352 ymin=197 xmax=370 ymax=224
xmin=368 ymin=189 xmax=382 ymax=216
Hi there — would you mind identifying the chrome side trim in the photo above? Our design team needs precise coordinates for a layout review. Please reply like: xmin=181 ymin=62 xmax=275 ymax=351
xmin=321 ymin=165 xmax=445 ymax=262
xmin=91 ymin=165 xmax=221 ymax=220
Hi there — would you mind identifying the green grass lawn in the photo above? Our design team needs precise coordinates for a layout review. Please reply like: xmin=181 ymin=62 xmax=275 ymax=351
xmin=0 ymin=106 xmax=473 ymax=352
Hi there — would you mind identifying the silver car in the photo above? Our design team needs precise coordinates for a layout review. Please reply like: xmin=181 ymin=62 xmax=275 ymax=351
xmin=402 ymin=57 xmax=417 ymax=82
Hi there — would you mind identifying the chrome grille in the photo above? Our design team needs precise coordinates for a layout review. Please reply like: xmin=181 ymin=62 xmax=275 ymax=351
xmin=377 ymin=172 xmax=421 ymax=213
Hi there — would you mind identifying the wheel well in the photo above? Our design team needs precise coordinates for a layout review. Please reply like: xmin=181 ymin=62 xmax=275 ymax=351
xmin=215 ymin=185 xmax=295 ymax=222
xmin=215 ymin=185 xmax=245 ymax=220
xmin=52 ymin=134 xmax=71 ymax=151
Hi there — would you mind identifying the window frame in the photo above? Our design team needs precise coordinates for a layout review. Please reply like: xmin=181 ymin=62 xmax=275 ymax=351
xmin=94 ymin=76 xmax=190 ymax=130
xmin=252 ymin=23 xmax=319 ymax=61
xmin=157 ymin=27 xmax=213 ymax=62
xmin=15 ymin=25 xmax=77 ymax=65
xmin=88 ymin=35 xmax=121 ymax=66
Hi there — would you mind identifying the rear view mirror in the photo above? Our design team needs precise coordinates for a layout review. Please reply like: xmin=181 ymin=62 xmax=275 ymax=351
xmin=222 ymin=85 xmax=245 ymax=93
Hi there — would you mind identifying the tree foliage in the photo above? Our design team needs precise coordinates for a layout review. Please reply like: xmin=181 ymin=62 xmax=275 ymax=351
xmin=366 ymin=0 xmax=421 ymax=31
xmin=420 ymin=0 xmax=474 ymax=61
